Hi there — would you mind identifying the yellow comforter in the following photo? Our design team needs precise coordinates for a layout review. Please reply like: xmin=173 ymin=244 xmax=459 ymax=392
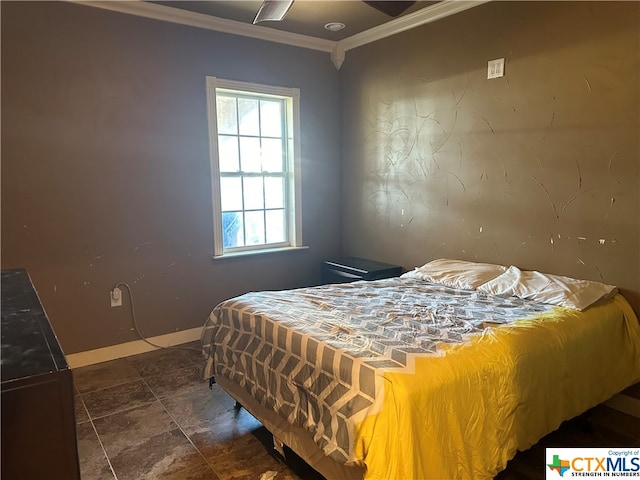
xmin=355 ymin=294 xmax=640 ymax=479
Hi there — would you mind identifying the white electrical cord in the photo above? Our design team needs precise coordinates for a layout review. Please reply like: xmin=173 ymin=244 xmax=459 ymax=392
xmin=113 ymin=282 xmax=201 ymax=353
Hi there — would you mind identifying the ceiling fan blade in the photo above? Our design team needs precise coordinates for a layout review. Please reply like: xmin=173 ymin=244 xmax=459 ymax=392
xmin=363 ymin=1 xmax=416 ymax=17
xmin=253 ymin=0 xmax=295 ymax=24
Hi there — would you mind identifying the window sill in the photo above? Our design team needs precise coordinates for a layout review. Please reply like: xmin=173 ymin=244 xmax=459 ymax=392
xmin=211 ymin=245 xmax=309 ymax=261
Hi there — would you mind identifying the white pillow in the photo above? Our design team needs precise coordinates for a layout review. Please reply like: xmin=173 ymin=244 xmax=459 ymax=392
xmin=477 ymin=265 xmax=617 ymax=311
xmin=401 ymin=258 xmax=507 ymax=290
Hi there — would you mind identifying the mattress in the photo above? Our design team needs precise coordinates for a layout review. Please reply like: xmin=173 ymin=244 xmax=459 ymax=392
xmin=201 ymin=277 xmax=640 ymax=479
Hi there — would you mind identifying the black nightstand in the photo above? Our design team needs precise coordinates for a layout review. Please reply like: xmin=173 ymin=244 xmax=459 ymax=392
xmin=322 ymin=257 xmax=403 ymax=284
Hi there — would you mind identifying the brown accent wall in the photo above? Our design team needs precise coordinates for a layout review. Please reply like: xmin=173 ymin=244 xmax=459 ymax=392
xmin=340 ymin=1 xmax=640 ymax=313
xmin=1 ymin=2 xmax=341 ymax=353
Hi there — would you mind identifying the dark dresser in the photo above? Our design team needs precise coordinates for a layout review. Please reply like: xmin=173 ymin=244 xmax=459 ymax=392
xmin=1 ymin=269 xmax=80 ymax=480
xmin=322 ymin=257 xmax=403 ymax=284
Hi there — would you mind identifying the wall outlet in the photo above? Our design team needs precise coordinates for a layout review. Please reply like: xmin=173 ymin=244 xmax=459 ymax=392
xmin=110 ymin=287 xmax=122 ymax=307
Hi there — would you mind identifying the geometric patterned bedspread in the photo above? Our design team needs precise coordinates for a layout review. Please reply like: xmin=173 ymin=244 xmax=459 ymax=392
xmin=201 ymin=277 xmax=554 ymax=464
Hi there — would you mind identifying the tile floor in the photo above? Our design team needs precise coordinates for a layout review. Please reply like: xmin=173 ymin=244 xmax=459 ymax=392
xmin=73 ymin=342 xmax=322 ymax=480
xmin=74 ymin=343 xmax=640 ymax=480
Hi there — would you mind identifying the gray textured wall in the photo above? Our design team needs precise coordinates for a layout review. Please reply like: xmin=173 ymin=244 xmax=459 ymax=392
xmin=3 ymin=1 xmax=639 ymax=354
xmin=340 ymin=1 xmax=640 ymax=312
xmin=1 ymin=1 xmax=341 ymax=353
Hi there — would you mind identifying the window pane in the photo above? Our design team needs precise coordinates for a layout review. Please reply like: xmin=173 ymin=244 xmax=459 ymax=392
xmin=238 ymin=98 xmax=259 ymax=136
xmin=208 ymin=79 xmax=300 ymax=257
xmin=261 ymin=138 xmax=283 ymax=172
xmin=239 ymin=137 xmax=261 ymax=172
xmin=264 ymin=177 xmax=284 ymax=209
xmin=218 ymin=135 xmax=239 ymax=172
xmin=244 ymin=211 xmax=265 ymax=245
xmin=260 ymin=100 xmax=282 ymax=137
xmin=222 ymin=211 xmax=244 ymax=248
xmin=220 ymin=177 xmax=243 ymax=211
xmin=243 ymin=177 xmax=264 ymax=210
xmin=266 ymin=209 xmax=285 ymax=243
xmin=216 ymin=95 xmax=237 ymax=135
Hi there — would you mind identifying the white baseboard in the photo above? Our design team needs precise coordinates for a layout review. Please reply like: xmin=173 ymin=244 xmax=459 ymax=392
xmin=66 ymin=326 xmax=202 ymax=368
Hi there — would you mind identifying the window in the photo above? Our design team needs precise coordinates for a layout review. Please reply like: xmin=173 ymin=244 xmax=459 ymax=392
xmin=206 ymin=77 xmax=303 ymax=257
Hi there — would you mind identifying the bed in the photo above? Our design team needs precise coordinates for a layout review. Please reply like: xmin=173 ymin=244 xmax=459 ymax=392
xmin=201 ymin=259 xmax=640 ymax=480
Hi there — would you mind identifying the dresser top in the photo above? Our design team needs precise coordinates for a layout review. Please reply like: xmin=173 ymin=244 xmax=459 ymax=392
xmin=1 ymin=269 xmax=69 ymax=384
xmin=324 ymin=257 xmax=402 ymax=275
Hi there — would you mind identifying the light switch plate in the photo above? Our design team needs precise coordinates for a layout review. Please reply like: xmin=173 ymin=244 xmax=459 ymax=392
xmin=487 ymin=58 xmax=505 ymax=79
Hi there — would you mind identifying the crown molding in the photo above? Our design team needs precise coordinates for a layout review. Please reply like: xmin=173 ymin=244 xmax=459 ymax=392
xmin=337 ymin=0 xmax=491 ymax=53
xmin=69 ymin=0 xmax=335 ymax=53
xmin=69 ymin=0 xmax=490 ymax=69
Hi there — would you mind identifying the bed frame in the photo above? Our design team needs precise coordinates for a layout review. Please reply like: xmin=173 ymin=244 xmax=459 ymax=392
xmin=216 ymin=375 xmax=364 ymax=479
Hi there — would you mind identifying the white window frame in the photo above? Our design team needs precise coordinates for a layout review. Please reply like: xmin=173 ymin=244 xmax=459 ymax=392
xmin=206 ymin=77 xmax=303 ymax=258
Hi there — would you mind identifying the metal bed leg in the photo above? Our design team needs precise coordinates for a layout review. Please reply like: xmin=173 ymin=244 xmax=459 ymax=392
xmin=273 ymin=435 xmax=286 ymax=459
xmin=211 ymin=377 xmax=242 ymax=410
